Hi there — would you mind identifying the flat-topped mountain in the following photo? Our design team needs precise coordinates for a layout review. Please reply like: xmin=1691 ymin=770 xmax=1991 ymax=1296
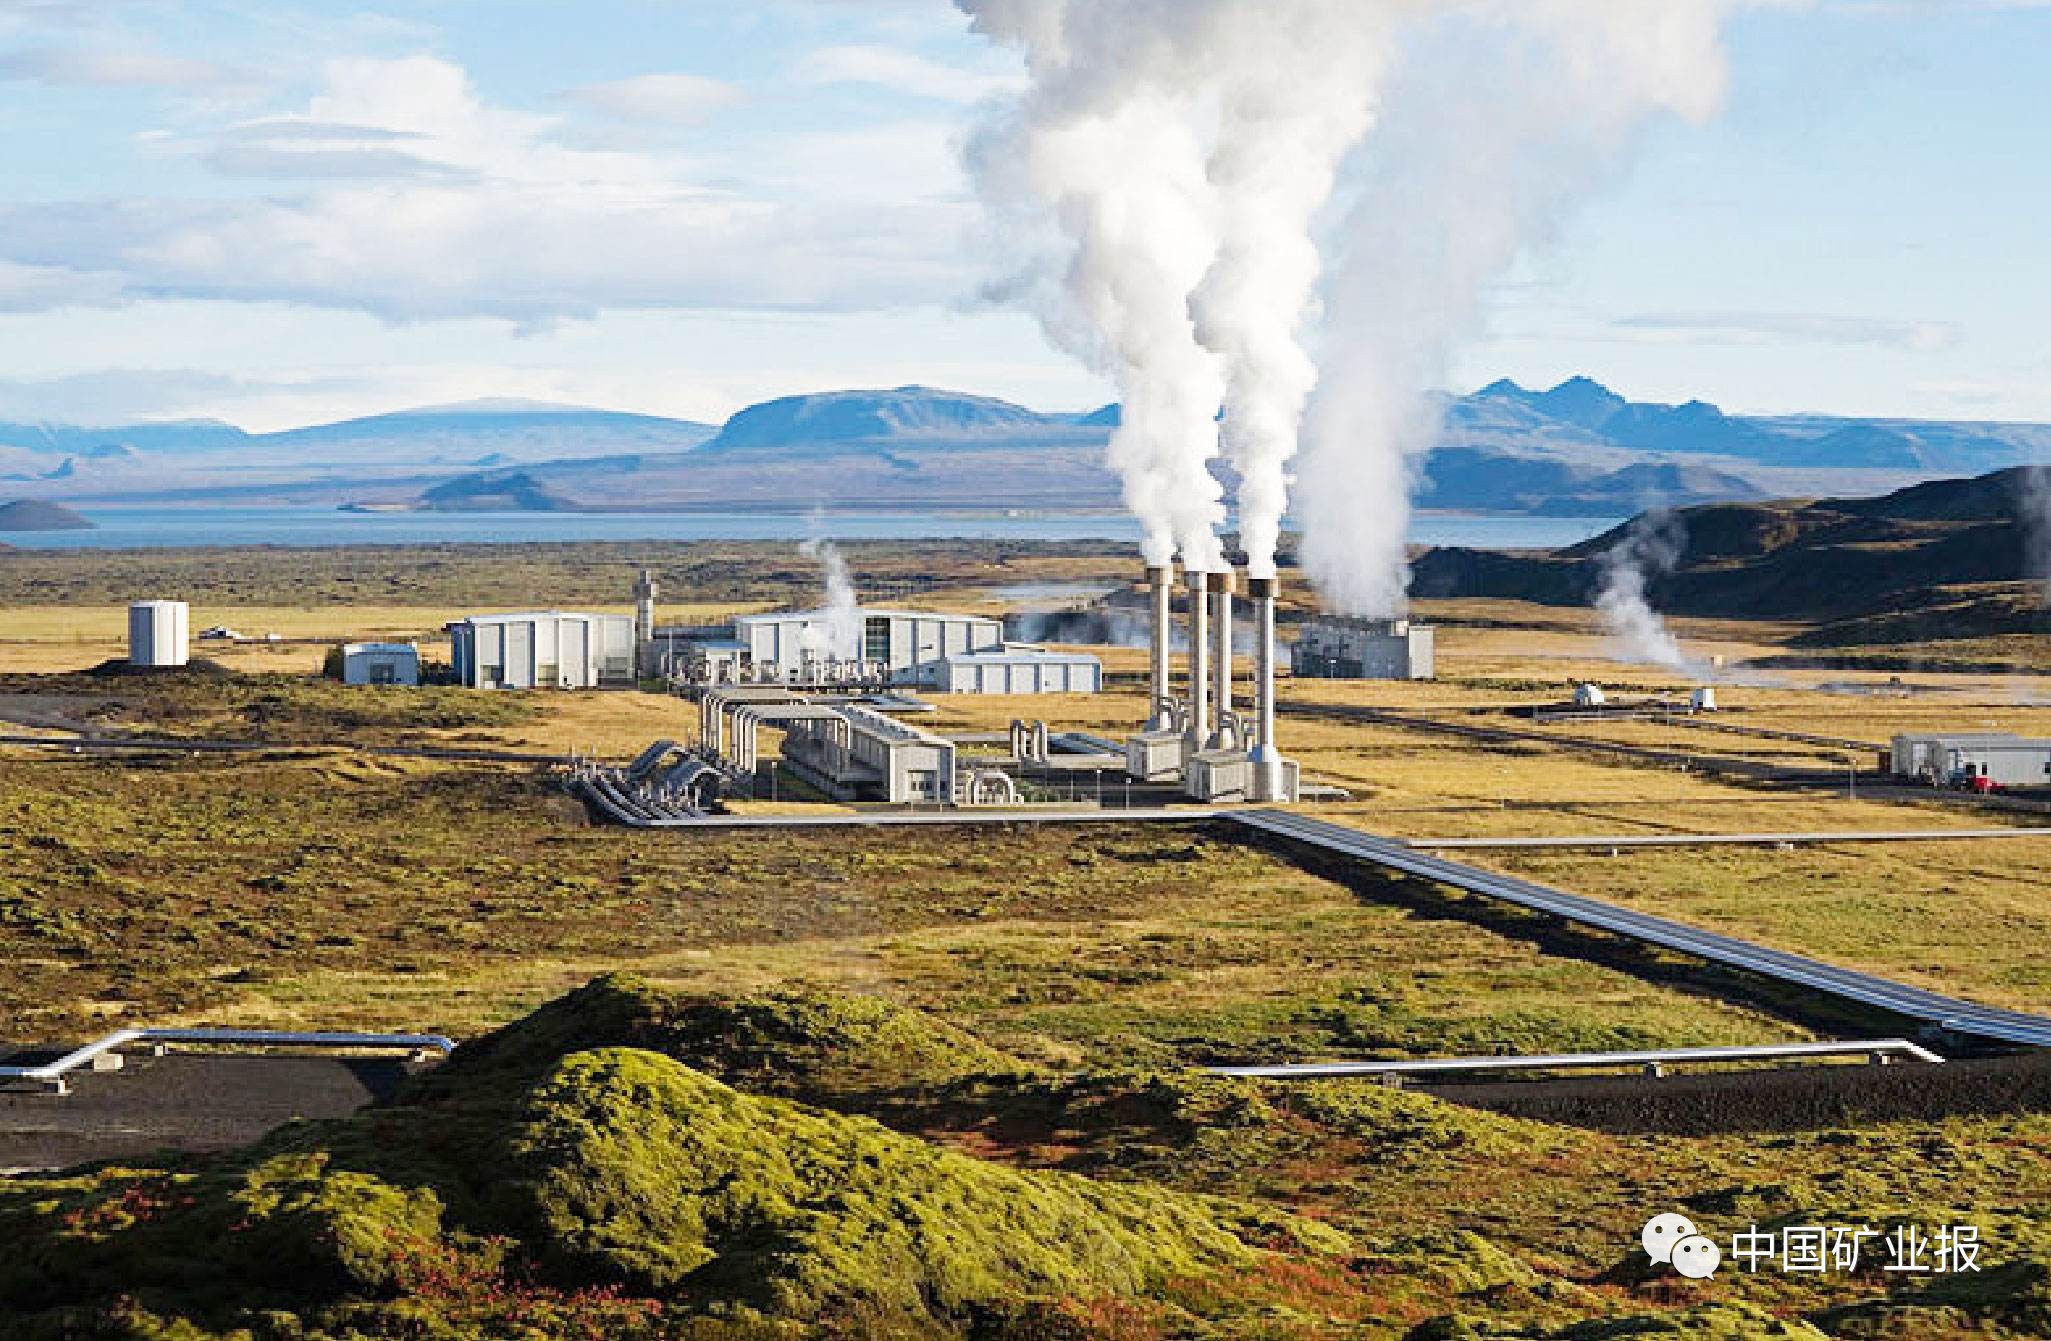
xmin=707 ymin=386 xmax=1068 ymax=451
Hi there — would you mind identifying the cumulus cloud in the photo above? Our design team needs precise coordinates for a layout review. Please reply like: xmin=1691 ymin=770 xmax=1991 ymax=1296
xmin=0 ymin=55 xmax=973 ymax=324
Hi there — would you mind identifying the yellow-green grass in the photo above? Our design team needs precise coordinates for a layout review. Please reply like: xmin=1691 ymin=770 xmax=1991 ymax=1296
xmin=0 ymin=750 xmax=1804 ymax=1063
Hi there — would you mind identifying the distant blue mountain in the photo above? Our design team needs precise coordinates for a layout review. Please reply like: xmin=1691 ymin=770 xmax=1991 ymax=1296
xmin=0 ymin=419 xmax=248 ymax=456
xmin=269 ymin=400 xmax=714 ymax=451
xmin=17 ymin=378 xmax=2051 ymax=516
xmin=707 ymin=386 xmax=1065 ymax=452
xmin=1452 ymin=376 xmax=2050 ymax=473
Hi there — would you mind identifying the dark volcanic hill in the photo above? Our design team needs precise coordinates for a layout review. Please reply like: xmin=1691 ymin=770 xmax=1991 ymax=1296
xmin=416 ymin=469 xmax=578 ymax=512
xmin=1411 ymin=467 xmax=2051 ymax=643
xmin=0 ymin=497 xmax=92 ymax=530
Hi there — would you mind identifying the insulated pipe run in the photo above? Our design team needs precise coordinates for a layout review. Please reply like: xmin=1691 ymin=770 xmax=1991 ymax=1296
xmin=1207 ymin=570 xmax=1234 ymax=750
xmin=1147 ymin=564 xmax=1174 ymax=730
xmin=1185 ymin=569 xmax=1211 ymax=752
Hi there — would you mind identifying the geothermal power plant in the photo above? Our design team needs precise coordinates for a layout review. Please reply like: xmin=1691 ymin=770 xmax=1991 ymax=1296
xmin=559 ymin=558 xmax=1301 ymax=822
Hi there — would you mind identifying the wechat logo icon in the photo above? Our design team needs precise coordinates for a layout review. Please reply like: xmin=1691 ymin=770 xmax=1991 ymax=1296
xmin=1643 ymin=1213 xmax=1721 ymax=1279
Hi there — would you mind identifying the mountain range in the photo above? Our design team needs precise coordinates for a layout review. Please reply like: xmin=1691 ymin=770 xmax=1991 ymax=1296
xmin=3 ymin=378 xmax=2046 ymax=516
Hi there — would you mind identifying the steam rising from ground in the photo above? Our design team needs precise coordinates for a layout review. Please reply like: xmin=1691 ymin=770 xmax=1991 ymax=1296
xmin=1594 ymin=511 xmax=1709 ymax=676
xmin=797 ymin=536 xmax=863 ymax=661
xmin=2024 ymin=465 xmax=2051 ymax=607
xmin=960 ymin=0 xmax=1749 ymax=608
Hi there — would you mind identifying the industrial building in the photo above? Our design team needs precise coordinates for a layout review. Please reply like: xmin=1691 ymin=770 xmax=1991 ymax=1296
xmin=339 ymin=642 xmax=420 ymax=686
xmin=1291 ymin=616 xmax=1436 ymax=681
xmin=128 ymin=600 xmax=190 ymax=669
xmin=668 ymin=605 xmax=1100 ymax=696
xmin=731 ymin=608 xmax=1000 ymax=684
xmin=780 ymin=705 xmax=958 ymax=804
xmin=1891 ymin=733 xmax=2051 ymax=789
xmin=935 ymin=649 xmax=1102 ymax=695
xmin=447 ymin=611 xmax=636 ymax=690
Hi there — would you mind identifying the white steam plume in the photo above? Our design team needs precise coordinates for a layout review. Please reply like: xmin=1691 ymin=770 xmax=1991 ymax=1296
xmin=959 ymin=2 xmax=1229 ymax=572
xmin=1594 ymin=511 xmax=1709 ymax=676
xmin=1296 ymin=0 xmax=1748 ymax=616
xmin=1186 ymin=3 xmax=1400 ymax=580
xmin=960 ymin=0 xmax=1753 ymax=602
xmin=797 ymin=535 xmax=863 ymax=660
xmin=961 ymin=1 xmax=1399 ymax=578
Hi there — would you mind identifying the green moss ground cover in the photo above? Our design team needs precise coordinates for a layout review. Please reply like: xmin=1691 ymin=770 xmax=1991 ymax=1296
xmin=6 ymin=978 xmax=2050 ymax=1339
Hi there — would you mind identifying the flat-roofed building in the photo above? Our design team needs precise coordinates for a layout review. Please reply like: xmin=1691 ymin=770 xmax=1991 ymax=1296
xmin=935 ymin=648 xmax=1102 ymax=695
xmin=448 ymin=611 xmax=636 ymax=690
xmin=732 ymin=608 xmax=1002 ymax=685
xmin=1291 ymin=616 xmax=1436 ymax=681
xmin=780 ymin=704 xmax=958 ymax=804
xmin=1891 ymin=732 xmax=2051 ymax=788
xmin=340 ymin=641 xmax=420 ymax=686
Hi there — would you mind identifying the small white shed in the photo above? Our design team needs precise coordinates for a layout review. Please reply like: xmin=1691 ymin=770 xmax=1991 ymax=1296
xmin=341 ymin=642 xmax=421 ymax=686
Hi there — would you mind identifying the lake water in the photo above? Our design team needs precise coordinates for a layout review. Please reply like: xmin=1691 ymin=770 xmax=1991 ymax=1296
xmin=2 ymin=506 xmax=1622 ymax=552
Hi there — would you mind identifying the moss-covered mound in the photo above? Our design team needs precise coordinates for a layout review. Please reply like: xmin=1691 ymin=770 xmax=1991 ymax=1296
xmin=0 ymin=999 xmax=1312 ymax=1339
xmin=438 ymin=973 xmax=1030 ymax=1098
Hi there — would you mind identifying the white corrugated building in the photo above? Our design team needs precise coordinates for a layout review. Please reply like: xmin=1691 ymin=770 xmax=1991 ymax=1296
xmin=1891 ymin=732 xmax=2051 ymax=788
xmin=935 ymin=648 xmax=1102 ymax=695
xmin=733 ymin=608 xmax=1001 ymax=682
xmin=341 ymin=642 xmax=421 ymax=686
xmin=780 ymin=705 xmax=958 ymax=803
xmin=448 ymin=612 xmax=636 ymax=689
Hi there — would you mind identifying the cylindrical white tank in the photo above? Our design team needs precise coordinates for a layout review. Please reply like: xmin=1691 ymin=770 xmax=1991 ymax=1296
xmin=128 ymin=600 xmax=190 ymax=668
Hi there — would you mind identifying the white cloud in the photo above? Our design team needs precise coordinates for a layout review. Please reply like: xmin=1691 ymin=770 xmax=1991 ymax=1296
xmin=0 ymin=55 xmax=974 ymax=324
xmin=0 ymin=44 xmax=244 ymax=88
xmin=565 ymin=72 xmax=741 ymax=125
xmin=1613 ymin=310 xmax=1961 ymax=352
xmin=0 ymin=259 xmax=126 ymax=310
xmin=795 ymin=43 xmax=1019 ymax=103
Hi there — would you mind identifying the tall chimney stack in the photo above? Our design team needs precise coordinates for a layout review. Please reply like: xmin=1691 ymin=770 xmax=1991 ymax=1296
xmin=1184 ymin=567 xmax=1210 ymax=753
xmin=1248 ymin=576 xmax=1290 ymax=800
xmin=1146 ymin=564 xmax=1175 ymax=730
xmin=634 ymin=567 xmax=659 ymax=676
xmin=1207 ymin=570 xmax=1234 ymax=749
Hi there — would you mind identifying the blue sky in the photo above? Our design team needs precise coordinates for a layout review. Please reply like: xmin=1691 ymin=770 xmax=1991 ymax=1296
xmin=0 ymin=0 xmax=2043 ymax=431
